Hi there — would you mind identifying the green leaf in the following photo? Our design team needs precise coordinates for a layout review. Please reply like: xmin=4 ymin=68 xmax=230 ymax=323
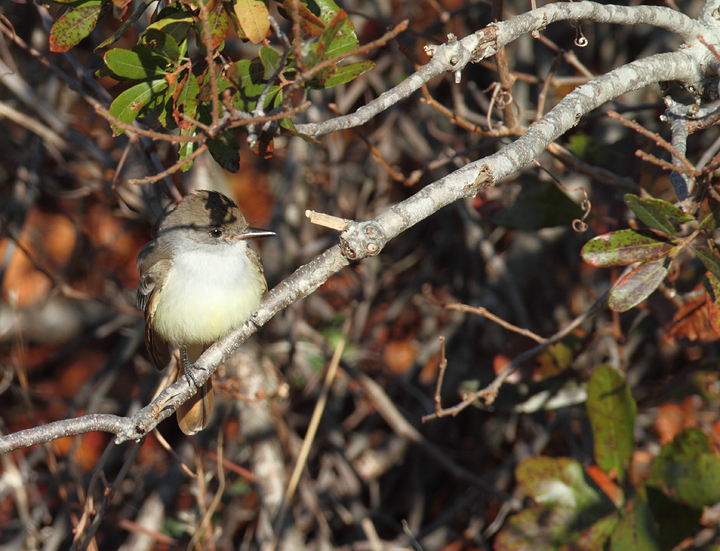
xmin=108 ymin=79 xmax=169 ymax=134
xmin=534 ymin=332 xmax=585 ymax=380
xmin=308 ymin=60 xmax=375 ymax=89
xmin=208 ymin=132 xmax=240 ymax=172
xmin=625 ymin=194 xmax=677 ymax=237
xmin=305 ymin=6 xmax=359 ymax=72
xmin=608 ymin=258 xmax=669 ymax=312
xmin=227 ymin=58 xmax=265 ymax=88
xmin=178 ymin=129 xmax=200 ymax=171
xmin=581 ymin=229 xmax=674 ymax=267
xmin=96 ymin=0 xmax=154 ymax=49
xmin=138 ymin=29 xmax=181 ymax=63
xmin=491 ymin=180 xmax=586 ymax=231
xmin=49 ymin=0 xmax=103 ymax=53
xmin=495 ymin=457 xmax=616 ymax=550
xmin=104 ymin=48 xmax=168 ymax=80
xmin=646 ymin=486 xmax=702 ymax=551
xmin=638 ymin=197 xmax=695 ymax=224
xmin=313 ymin=0 xmax=358 ymax=58
xmin=648 ymin=428 xmax=720 ymax=509
xmin=516 ymin=457 xmax=613 ymax=515
xmin=703 ymin=272 xmax=720 ymax=340
xmin=587 ymin=365 xmax=636 ymax=484
xmin=143 ymin=10 xmax=194 ymax=46
xmin=228 ymin=60 xmax=279 ymax=112
xmin=609 ymin=495 xmax=659 ymax=551
xmin=698 ymin=203 xmax=720 ymax=230
xmin=693 ymin=246 xmax=720 ymax=282
xmin=259 ymin=46 xmax=281 ymax=79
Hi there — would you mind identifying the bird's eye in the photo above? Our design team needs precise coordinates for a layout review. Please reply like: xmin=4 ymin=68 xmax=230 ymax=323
xmin=210 ymin=228 xmax=223 ymax=238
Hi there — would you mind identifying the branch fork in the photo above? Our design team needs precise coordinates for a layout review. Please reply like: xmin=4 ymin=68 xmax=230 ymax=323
xmin=424 ymin=33 xmax=476 ymax=83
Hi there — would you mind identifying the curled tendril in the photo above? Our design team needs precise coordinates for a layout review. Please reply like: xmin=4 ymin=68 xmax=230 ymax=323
xmin=572 ymin=196 xmax=591 ymax=232
xmin=574 ymin=24 xmax=588 ymax=47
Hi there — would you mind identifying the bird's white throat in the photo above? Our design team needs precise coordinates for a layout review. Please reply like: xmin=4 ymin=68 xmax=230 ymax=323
xmin=152 ymin=241 xmax=265 ymax=344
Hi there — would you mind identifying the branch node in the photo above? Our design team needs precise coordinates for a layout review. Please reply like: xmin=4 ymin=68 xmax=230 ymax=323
xmin=340 ymin=220 xmax=387 ymax=260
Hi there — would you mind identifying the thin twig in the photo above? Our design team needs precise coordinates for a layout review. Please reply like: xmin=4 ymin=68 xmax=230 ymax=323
xmin=432 ymin=337 xmax=448 ymax=417
xmin=446 ymin=303 xmax=546 ymax=343
xmin=607 ymin=110 xmax=700 ymax=177
xmin=423 ymin=284 xmax=614 ymax=421
xmin=305 ymin=210 xmax=350 ymax=231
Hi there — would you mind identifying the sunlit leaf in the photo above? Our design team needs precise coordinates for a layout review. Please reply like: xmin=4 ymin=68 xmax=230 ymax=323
xmin=178 ymin=128 xmax=200 ymax=171
xmin=104 ymin=48 xmax=168 ymax=80
xmin=49 ymin=0 xmax=103 ymax=53
xmin=308 ymin=60 xmax=375 ymax=89
xmin=108 ymin=79 xmax=169 ymax=134
xmin=143 ymin=10 xmax=194 ymax=46
xmin=259 ymin=46 xmax=281 ymax=79
xmin=581 ymin=230 xmax=674 ymax=267
xmin=586 ymin=365 xmax=636 ymax=484
xmin=496 ymin=456 xmax=616 ymax=551
xmin=314 ymin=0 xmax=358 ymax=58
xmin=608 ymin=258 xmax=669 ymax=312
xmin=232 ymin=0 xmax=270 ymax=44
xmin=517 ymin=457 xmax=612 ymax=512
xmin=203 ymin=4 xmax=229 ymax=50
xmin=625 ymin=194 xmax=677 ymax=237
xmin=637 ymin=197 xmax=695 ymax=223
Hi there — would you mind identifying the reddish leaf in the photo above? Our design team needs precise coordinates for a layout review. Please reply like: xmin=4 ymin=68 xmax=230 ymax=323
xmin=581 ymin=229 xmax=674 ymax=267
xmin=205 ymin=4 xmax=229 ymax=49
xmin=666 ymin=291 xmax=719 ymax=343
xmin=586 ymin=465 xmax=623 ymax=507
xmin=608 ymin=258 xmax=669 ymax=312
xmin=49 ymin=1 xmax=103 ymax=53
xmin=277 ymin=0 xmax=325 ymax=36
xmin=654 ymin=398 xmax=699 ymax=446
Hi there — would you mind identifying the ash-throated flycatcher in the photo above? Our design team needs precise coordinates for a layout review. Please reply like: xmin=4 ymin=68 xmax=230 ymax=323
xmin=137 ymin=190 xmax=274 ymax=434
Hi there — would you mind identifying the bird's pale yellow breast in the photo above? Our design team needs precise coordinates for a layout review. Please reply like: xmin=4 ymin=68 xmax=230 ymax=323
xmin=151 ymin=241 xmax=265 ymax=345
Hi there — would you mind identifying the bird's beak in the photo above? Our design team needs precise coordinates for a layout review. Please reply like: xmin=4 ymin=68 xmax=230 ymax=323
xmin=235 ymin=227 xmax=276 ymax=240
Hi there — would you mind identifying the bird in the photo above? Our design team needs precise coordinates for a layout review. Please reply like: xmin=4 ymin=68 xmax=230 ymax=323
xmin=137 ymin=190 xmax=274 ymax=434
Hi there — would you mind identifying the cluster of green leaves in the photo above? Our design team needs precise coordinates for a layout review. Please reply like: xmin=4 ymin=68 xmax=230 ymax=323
xmin=49 ymin=0 xmax=375 ymax=170
xmin=582 ymin=193 xmax=720 ymax=320
xmin=496 ymin=366 xmax=720 ymax=551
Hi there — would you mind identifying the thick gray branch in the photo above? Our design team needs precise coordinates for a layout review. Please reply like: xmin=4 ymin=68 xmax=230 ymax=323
xmin=0 ymin=415 xmax=130 ymax=453
xmin=297 ymin=1 xmax=711 ymax=137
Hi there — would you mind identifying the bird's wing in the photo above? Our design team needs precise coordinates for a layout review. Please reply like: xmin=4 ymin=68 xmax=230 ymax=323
xmin=137 ymin=253 xmax=173 ymax=369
